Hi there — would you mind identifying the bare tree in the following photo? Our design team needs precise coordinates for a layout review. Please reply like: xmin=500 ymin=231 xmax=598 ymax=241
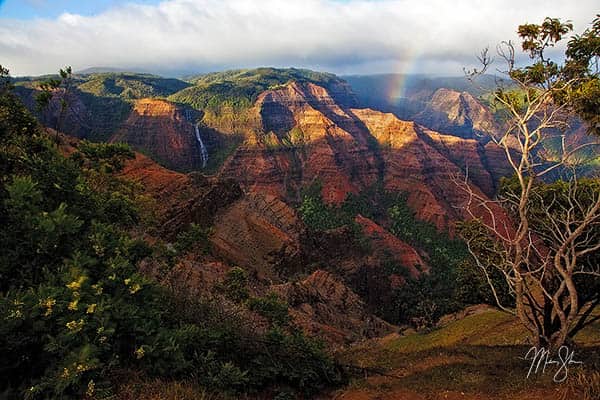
xmin=36 ymin=66 xmax=74 ymax=141
xmin=459 ymin=17 xmax=600 ymax=350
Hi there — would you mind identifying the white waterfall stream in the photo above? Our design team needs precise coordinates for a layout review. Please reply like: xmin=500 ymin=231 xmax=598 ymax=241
xmin=194 ymin=121 xmax=208 ymax=168
xmin=184 ymin=109 xmax=208 ymax=168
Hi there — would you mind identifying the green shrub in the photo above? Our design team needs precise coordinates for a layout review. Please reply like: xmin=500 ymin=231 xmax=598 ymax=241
xmin=174 ymin=223 xmax=212 ymax=255
xmin=220 ymin=267 xmax=249 ymax=303
xmin=248 ymin=293 xmax=290 ymax=326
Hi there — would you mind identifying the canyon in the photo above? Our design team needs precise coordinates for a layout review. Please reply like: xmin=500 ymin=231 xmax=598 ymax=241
xmin=14 ymin=68 xmax=526 ymax=344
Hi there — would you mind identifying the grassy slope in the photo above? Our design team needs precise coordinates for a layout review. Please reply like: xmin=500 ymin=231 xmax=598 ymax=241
xmin=168 ymin=67 xmax=342 ymax=111
xmin=338 ymin=308 xmax=600 ymax=399
xmin=77 ymin=72 xmax=190 ymax=99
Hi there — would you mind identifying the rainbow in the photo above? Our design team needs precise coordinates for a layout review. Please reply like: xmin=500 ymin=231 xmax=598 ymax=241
xmin=385 ymin=50 xmax=422 ymax=102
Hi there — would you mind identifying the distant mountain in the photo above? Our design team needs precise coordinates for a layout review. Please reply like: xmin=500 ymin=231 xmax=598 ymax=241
xmin=344 ymin=73 xmax=500 ymax=102
xmin=343 ymin=73 xmax=503 ymax=125
xmin=413 ymin=88 xmax=498 ymax=139
xmin=76 ymin=66 xmax=138 ymax=74
xmin=14 ymin=68 xmax=511 ymax=193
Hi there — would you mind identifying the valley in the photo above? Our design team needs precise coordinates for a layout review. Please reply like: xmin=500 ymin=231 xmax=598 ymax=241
xmin=3 ymin=65 xmax=599 ymax=399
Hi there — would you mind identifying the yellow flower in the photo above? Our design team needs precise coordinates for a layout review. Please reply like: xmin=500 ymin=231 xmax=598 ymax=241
xmin=7 ymin=299 xmax=24 ymax=319
xmin=92 ymin=243 xmax=104 ymax=256
xmin=91 ymin=284 xmax=103 ymax=295
xmin=86 ymin=304 xmax=97 ymax=314
xmin=124 ymin=278 xmax=131 ymax=285
xmin=61 ymin=368 xmax=70 ymax=379
xmin=134 ymin=346 xmax=145 ymax=359
xmin=66 ymin=276 xmax=87 ymax=291
xmin=76 ymin=363 xmax=90 ymax=373
xmin=129 ymin=283 xmax=141 ymax=294
xmin=68 ymin=300 xmax=79 ymax=311
xmin=86 ymin=380 xmax=95 ymax=397
xmin=66 ymin=319 xmax=85 ymax=333
xmin=40 ymin=298 xmax=56 ymax=316
xmin=7 ymin=309 xmax=23 ymax=319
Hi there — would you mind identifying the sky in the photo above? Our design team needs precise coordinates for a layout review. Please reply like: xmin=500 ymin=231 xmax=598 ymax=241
xmin=0 ymin=0 xmax=597 ymax=77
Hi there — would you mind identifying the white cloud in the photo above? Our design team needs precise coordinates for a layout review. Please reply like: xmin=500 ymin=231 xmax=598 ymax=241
xmin=0 ymin=0 xmax=597 ymax=76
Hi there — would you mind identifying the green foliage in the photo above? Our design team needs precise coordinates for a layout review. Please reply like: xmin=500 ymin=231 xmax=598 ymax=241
xmin=77 ymin=73 xmax=190 ymax=99
xmin=202 ymin=133 xmax=244 ymax=175
xmin=76 ymin=140 xmax=135 ymax=172
xmin=388 ymin=196 xmax=466 ymax=269
xmin=246 ymin=327 xmax=341 ymax=395
xmin=297 ymin=181 xmax=371 ymax=252
xmin=150 ymin=290 xmax=342 ymax=396
xmin=0 ymin=66 xmax=38 ymax=142
xmin=174 ymin=223 xmax=213 ymax=255
xmin=298 ymin=193 xmax=343 ymax=231
xmin=248 ymin=293 xmax=291 ymax=326
xmin=511 ymin=16 xmax=600 ymax=135
xmin=383 ymin=192 xmax=500 ymax=329
xmin=35 ymin=66 xmax=73 ymax=134
xmin=0 ymin=105 xmax=160 ymax=395
xmin=169 ymin=68 xmax=343 ymax=113
xmin=221 ymin=267 xmax=250 ymax=303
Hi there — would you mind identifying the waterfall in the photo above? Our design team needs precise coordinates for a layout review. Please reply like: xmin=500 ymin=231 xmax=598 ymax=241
xmin=194 ymin=121 xmax=208 ymax=168
xmin=185 ymin=109 xmax=208 ymax=168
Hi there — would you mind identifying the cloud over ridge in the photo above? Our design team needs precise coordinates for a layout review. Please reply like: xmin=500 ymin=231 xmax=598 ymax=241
xmin=0 ymin=0 xmax=596 ymax=76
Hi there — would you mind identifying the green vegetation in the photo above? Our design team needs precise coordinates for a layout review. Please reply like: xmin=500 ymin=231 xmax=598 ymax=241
xmin=74 ymin=73 xmax=190 ymax=100
xmin=220 ymin=267 xmax=250 ymax=303
xmin=248 ymin=293 xmax=291 ymax=326
xmin=202 ymin=132 xmax=244 ymax=175
xmin=0 ymin=67 xmax=341 ymax=399
xmin=385 ymin=192 xmax=511 ymax=329
xmin=174 ymin=223 xmax=213 ymax=255
xmin=297 ymin=181 xmax=371 ymax=251
xmin=169 ymin=68 xmax=343 ymax=112
xmin=340 ymin=308 xmax=600 ymax=398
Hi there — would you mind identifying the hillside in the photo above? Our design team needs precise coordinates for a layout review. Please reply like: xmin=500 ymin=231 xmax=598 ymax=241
xmin=5 ymin=65 xmax=600 ymax=399
xmin=337 ymin=306 xmax=600 ymax=400
xmin=77 ymin=72 xmax=190 ymax=99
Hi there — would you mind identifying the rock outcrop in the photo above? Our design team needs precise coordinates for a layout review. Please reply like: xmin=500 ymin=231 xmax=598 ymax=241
xmin=220 ymin=82 xmax=381 ymax=204
xmin=110 ymin=99 xmax=203 ymax=171
xmin=414 ymin=88 xmax=497 ymax=139
xmin=354 ymin=215 xmax=426 ymax=277
xmin=210 ymin=193 xmax=304 ymax=280
xmin=272 ymin=270 xmax=395 ymax=345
